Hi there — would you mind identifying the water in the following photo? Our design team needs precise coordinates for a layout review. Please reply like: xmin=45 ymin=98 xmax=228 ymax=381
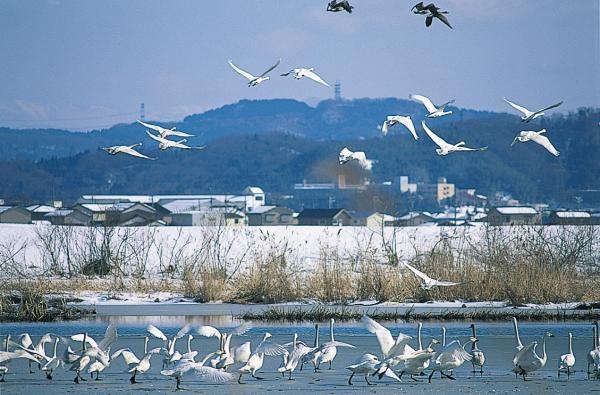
xmin=0 ymin=317 xmax=597 ymax=394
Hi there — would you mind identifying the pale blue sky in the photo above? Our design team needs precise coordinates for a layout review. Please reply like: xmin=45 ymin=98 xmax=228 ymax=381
xmin=0 ymin=0 xmax=598 ymax=130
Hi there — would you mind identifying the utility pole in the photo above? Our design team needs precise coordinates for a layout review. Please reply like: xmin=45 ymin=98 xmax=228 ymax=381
xmin=140 ymin=103 xmax=145 ymax=121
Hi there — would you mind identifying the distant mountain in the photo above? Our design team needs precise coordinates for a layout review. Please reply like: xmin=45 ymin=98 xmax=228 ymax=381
xmin=0 ymin=97 xmax=496 ymax=161
xmin=0 ymin=100 xmax=598 ymax=207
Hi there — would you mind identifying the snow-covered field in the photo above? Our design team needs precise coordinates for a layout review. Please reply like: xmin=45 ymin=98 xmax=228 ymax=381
xmin=0 ymin=223 xmax=598 ymax=278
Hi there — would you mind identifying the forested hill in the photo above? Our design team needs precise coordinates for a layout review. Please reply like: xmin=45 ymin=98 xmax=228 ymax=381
xmin=0 ymin=98 xmax=494 ymax=161
xmin=0 ymin=99 xmax=597 ymax=206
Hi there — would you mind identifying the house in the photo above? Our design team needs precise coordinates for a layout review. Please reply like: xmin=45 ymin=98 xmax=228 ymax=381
xmin=351 ymin=212 xmax=389 ymax=228
xmin=26 ymin=205 xmax=57 ymax=221
xmin=171 ymin=207 xmax=245 ymax=226
xmin=487 ymin=206 xmax=541 ymax=226
xmin=548 ymin=211 xmax=593 ymax=225
xmin=246 ymin=206 xmax=295 ymax=226
xmin=76 ymin=186 xmax=266 ymax=212
xmin=72 ymin=202 xmax=158 ymax=226
xmin=44 ymin=209 xmax=91 ymax=226
xmin=0 ymin=206 xmax=32 ymax=224
xmin=296 ymin=209 xmax=355 ymax=226
xmin=395 ymin=212 xmax=435 ymax=227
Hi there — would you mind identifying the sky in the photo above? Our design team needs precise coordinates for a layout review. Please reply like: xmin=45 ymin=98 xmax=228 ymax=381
xmin=0 ymin=0 xmax=598 ymax=130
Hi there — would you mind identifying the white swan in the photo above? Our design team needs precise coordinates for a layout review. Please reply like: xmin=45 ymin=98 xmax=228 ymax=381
xmin=281 ymin=68 xmax=329 ymax=87
xmin=102 ymin=143 xmax=156 ymax=160
xmin=512 ymin=332 xmax=554 ymax=380
xmin=469 ymin=324 xmax=485 ymax=375
xmin=503 ymin=98 xmax=563 ymax=122
xmin=512 ymin=317 xmax=524 ymax=351
xmin=18 ymin=333 xmax=52 ymax=372
xmin=511 ymin=129 xmax=560 ymax=156
xmin=196 ymin=322 xmax=252 ymax=370
xmin=558 ymin=332 xmax=575 ymax=379
xmin=315 ymin=318 xmax=355 ymax=370
xmin=422 ymin=121 xmax=487 ymax=156
xmin=427 ymin=340 xmax=472 ymax=383
xmin=589 ymin=322 xmax=600 ymax=378
xmin=300 ymin=324 xmax=321 ymax=371
xmin=395 ymin=339 xmax=439 ymax=381
xmin=161 ymin=351 xmax=233 ymax=389
xmin=137 ymin=120 xmax=194 ymax=138
xmin=237 ymin=332 xmax=286 ymax=383
xmin=346 ymin=354 xmax=400 ymax=385
xmin=339 ymin=147 xmax=374 ymax=170
xmin=0 ymin=334 xmax=40 ymax=382
xmin=382 ymin=115 xmax=418 ymax=140
xmin=228 ymin=59 xmax=281 ymax=87
xmin=111 ymin=336 xmax=149 ymax=370
xmin=146 ymin=131 xmax=205 ymax=150
xmin=278 ymin=333 xmax=313 ymax=380
xmin=410 ymin=94 xmax=454 ymax=118
xmin=40 ymin=337 xmax=64 ymax=380
xmin=403 ymin=261 xmax=462 ymax=289
xmin=361 ymin=315 xmax=412 ymax=359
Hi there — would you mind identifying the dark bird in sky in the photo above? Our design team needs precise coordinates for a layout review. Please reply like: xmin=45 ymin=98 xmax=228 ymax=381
xmin=327 ymin=0 xmax=353 ymax=14
xmin=412 ymin=2 xmax=453 ymax=29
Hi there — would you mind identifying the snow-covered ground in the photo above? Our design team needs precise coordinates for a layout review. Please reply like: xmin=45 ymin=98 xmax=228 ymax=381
xmin=0 ymin=223 xmax=598 ymax=278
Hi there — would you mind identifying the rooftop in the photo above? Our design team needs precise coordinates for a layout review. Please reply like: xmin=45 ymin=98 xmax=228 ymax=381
xmin=495 ymin=206 xmax=538 ymax=215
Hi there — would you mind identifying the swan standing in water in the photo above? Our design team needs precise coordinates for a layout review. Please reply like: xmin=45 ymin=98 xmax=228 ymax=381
xmin=512 ymin=332 xmax=554 ymax=380
xmin=347 ymin=354 xmax=400 ymax=386
xmin=196 ymin=322 xmax=252 ymax=370
xmin=469 ymin=324 xmax=485 ymax=375
xmin=228 ymin=59 xmax=281 ymax=87
xmin=503 ymin=98 xmax=563 ymax=122
xmin=427 ymin=340 xmax=472 ymax=383
xmin=410 ymin=94 xmax=454 ymax=118
xmin=237 ymin=332 xmax=286 ymax=383
xmin=395 ymin=339 xmax=440 ymax=381
xmin=161 ymin=351 xmax=233 ymax=389
xmin=300 ymin=324 xmax=320 ymax=371
xmin=558 ymin=332 xmax=575 ymax=379
xmin=1 ymin=335 xmax=40 ymax=382
xmin=278 ymin=333 xmax=313 ymax=380
xmin=511 ymin=129 xmax=560 ymax=157
xmin=315 ymin=318 xmax=355 ymax=370
xmin=589 ymin=321 xmax=600 ymax=378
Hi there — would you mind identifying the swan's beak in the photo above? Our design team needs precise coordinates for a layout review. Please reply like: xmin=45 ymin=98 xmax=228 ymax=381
xmin=510 ymin=137 xmax=519 ymax=146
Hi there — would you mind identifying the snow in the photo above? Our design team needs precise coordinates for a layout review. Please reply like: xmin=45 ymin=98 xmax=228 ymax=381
xmin=554 ymin=211 xmax=591 ymax=218
xmin=495 ymin=206 xmax=537 ymax=215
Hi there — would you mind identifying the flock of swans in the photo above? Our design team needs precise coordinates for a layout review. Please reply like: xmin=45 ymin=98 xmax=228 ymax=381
xmin=99 ymin=1 xmax=564 ymax=169
xmin=2 ymin=318 xmax=599 ymax=389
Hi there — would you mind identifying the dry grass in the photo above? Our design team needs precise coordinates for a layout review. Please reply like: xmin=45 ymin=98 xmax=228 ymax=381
xmin=0 ymin=224 xmax=597 ymax=313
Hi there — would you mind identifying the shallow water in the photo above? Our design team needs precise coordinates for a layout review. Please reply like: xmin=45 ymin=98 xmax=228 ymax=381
xmin=0 ymin=318 xmax=598 ymax=394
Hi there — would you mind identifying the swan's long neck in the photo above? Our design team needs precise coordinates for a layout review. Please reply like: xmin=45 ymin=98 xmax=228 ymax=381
xmin=418 ymin=323 xmax=423 ymax=350
xmin=330 ymin=319 xmax=335 ymax=342
xmin=187 ymin=335 xmax=193 ymax=353
xmin=144 ymin=337 xmax=148 ymax=355
xmin=314 ymin=325 xmax=319 ymax=348
xmin=513 ymin=318 xmax=523 ymax=349
xmin=595 ymin=322 xmax=600 ymax=348
xmin=52 ymin=338 xmax=59 ymax=359
xmin=83 ymin=333 xmax=87 ymax=352
xmin=593 ymin=326 xmax=598 ymax=349
xmin=568 ymin=333 xmax=573 ymax=355
xmin=4 ymin=335 xmax=9 ymax=352
xmin=442 ymin=327 xmax=446 ymax=347
xmin=541 ymin=335 xmax=548 ymax=363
